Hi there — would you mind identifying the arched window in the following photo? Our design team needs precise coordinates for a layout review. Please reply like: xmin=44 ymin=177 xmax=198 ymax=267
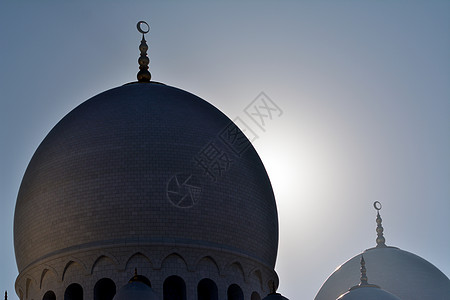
xmin=42 ymin=291 xmax=56 ymax=300
xmin=227 ymin=284 xmax=243 ymax=300
xmin=94 ymin=278 xmax=116 ymax=300
xmin=197 ymin=278 xmax=218 ymax=300
xmin=64 ymin=283 xmax=83 ymax=300
xmin=163 ymin=275 xmax=186 ymax=300
xmin=251 ymin=291 xmax=261 ymax=300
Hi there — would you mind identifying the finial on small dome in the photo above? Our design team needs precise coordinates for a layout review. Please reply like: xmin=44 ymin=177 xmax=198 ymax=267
xmin=128 ymin=268 xmax=152 ymax=287
xmin=136 ymin=21 xmax=151 ymax=83
xmin=359 ymin=255 xmax=368 ymax=286
xmin=4 ymin=291 xmax=7 ymax=300
xmin=373 ymin=201 xmax=387 ymax=247
xmin=128 ymin=268 xmax=139 ymax=283
xmin=349 ymin=255 xmax=380 ymax=291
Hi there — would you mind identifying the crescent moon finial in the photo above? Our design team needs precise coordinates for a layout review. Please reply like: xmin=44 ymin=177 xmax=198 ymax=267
xmin=137 ymin=21 xmax=150 ymax=34
xmin=136 ymin=21 xmax=151 ymax=82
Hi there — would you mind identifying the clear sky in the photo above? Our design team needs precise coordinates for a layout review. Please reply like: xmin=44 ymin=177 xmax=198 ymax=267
xmin=1 ymin=1 xmax=449 ymax=299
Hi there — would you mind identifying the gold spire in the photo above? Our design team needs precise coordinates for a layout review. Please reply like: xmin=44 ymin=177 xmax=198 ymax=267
xmin=136 ymin=21 xmax=151 ymax=83
xmin=374 ymin=201 xmax=387 ymax=247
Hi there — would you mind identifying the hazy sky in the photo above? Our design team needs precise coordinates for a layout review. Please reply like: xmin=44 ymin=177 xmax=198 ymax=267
xmin=1 ymin=1 xmax=449 ymax=299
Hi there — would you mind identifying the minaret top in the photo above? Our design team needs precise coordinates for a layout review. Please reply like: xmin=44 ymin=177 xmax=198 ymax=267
xmin=136 ymin=21 xmax=151 ymax=83
xmin=374 ymin=201 xmax=387 ymax=248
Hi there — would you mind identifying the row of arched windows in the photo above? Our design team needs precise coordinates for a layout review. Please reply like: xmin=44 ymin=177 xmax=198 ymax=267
xmin=42 ymin=276 xmax=261 ymax=300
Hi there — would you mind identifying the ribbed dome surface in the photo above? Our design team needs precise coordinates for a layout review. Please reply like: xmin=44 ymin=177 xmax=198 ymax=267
xmin=315 ymin=246 xmax=450 ymax=300
xmin=14 ymin=83 xmax=278 ymax=272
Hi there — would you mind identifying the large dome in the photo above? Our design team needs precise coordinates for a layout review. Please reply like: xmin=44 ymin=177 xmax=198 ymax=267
xmin=14 ymin=82 xmax=279 ymax=274
xmin=315 ymin=246 xmax=450 ymax=300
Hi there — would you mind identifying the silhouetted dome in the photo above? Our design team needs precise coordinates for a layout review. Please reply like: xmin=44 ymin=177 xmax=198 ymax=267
xmin=336 ymin=286 xmax=400 ymax=300
xmin=315 ymin=246 xmax=450 ymax=300
xmin=113 ymin=281 xmax=158 ymax=300
xmin=14 ymin=82 xmax=278 ymax=273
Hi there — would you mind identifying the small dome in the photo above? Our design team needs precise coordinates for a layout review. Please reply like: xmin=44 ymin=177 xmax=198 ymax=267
xmin=113 ymin=281 xmax=158 ymax=300
xmin=315 ymin=246 xmax=450 ymax=300
xmin=336 ymin=286 xmax=400 ymax=300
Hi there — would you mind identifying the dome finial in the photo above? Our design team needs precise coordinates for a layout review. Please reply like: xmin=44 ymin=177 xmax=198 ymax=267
xmin=374 ymin=201 xmax=386 ymax=247
xmin=128 ymin=268 xmax=139 ymax=283
xmin=136 ymin=21 xmax=151 ymax=83
xmin=348 ymin=255 xmax=380 ymax=291
xmin=359 ymin=255 xmax=368 ymax=286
